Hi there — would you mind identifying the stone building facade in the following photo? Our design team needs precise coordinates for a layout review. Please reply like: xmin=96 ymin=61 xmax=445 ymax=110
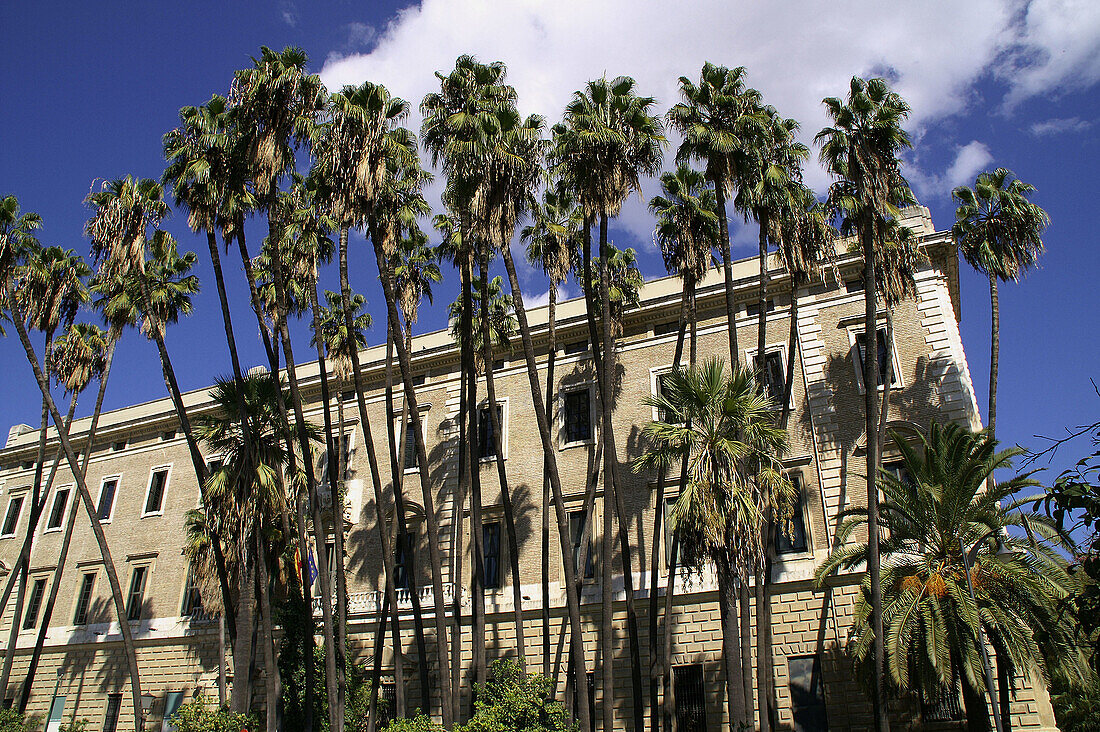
xmin=0 ymin=207 xmax=1060 ymax=730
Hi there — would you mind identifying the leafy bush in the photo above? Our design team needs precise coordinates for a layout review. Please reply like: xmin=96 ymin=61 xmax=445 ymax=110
xmin=458 ymin=659 xmax=575 ymax=732
xmin=170 ymin=697 xmax=257 ymax=732
xmin=59 ymin=722 xmax=90 ymax=732
xmin=382 ymin=714 xmax=446 ymax=732
xmin=0 ymin=709 xmax=38 ymax=732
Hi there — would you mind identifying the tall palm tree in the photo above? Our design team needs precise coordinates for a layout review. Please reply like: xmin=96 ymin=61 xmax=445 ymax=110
xmin=3 ymin=220 xmax=144 ymax=732
xmin=668 ymin=63 xmax=763 ymax=369
xmin=309 ymin=78 xmax=432 ymax=730
xmin=229 ymin=45 xmax=344 ymax=729
xmin=19 ymin=323 xmax=111 ymax=710
xmin=634 ymin=358 xmax=792 ymax=730
xmin=816 ymin=77 xmax=913 ymax=732
xmin=647 ymin=164 xmax=718 ymax=730
xmin=951 ymin=169 xmax=1048 ymax=439
xmin=521 ymin=183 xmax=580 ymax=679
xmin=0 ymin=195 xmax=41 ymax=306
xmin=555 ymin=75 xmax=664 ymax=732
xmin=815 ymin=423 xmax=1083 ymax=731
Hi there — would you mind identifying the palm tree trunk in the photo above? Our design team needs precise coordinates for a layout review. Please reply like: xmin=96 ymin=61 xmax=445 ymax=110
xmin=987 ymin=273 xmax=999 ymax=438
xmin=648 ymin=282 xmax=690 ymax=732
xmin=20 ymin=339 xmax=118 ymax=710
xmin=499 ymin=235 xmax=591 ymax=732
xmin=780 ymin=287 xmax=799 ymax=431
xmin=450 ymin=360 xmax=470 ymax=724
xmin=995 ymin=638 xmax=1013 ymax=732
xmin=232 ymin=545 xmax=254 ymax=714
xmin=257 ymin=534 xmax=280 ymax=732
xmin=307 ymin=280 xmax=348 ymax=730
xmin=264 ymin=230 xmax=340 ymax=732
xmin=336 ymin=227 xmax=411 ymax=725
xmin=8 ymin=304 xmax=143 ymax=732
xmin=961 ymin=668 xmax=993 ymax=732
xmin=661 ymin=529 xmax=681 ymax=732
xmin=596 ymin=214 xmax=619 ymax=732
xmin=754 ymin=215 xmax=776 ymax=732
xmin=716 ymin=556 xmax=744 ymax=730
xmin=233 ymin=231 xmax=277 ymax=369
xmin=861 ymin=211 xmax=888 ymax=732
xmin=383 ymin=329 xmax=430 ymax=708
xmin=367 ymin=217 xmax=455 ymax=723
xmin=542 ymin=283 xmax=557 ymax=680
xmin=464 ymin=249 xmax=487 ymax=692
xmin=478 ymin=266 xmax=528 ymax=670
xmin=713 ymin=178 xmax=740 ymax=368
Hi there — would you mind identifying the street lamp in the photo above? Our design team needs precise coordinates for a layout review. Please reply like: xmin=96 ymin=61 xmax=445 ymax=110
xmin=140 ymin=693 xmax=155 ymax=731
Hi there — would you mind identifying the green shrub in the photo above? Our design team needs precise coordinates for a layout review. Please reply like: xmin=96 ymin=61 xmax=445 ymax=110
xmin=458 ymin=659 xmax=575 ymax=732
xmin=59 ymin=721 xmax=90 ymax=732
xmin=0 ymin=709 xmax=38 ymax=732
xmin=169 ymin=697 xmax=257 ymax=732
xmin=382 ymin=713 xmax=445 ymax=732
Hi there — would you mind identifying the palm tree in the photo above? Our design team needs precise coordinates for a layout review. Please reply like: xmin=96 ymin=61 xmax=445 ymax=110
xmin=19 ymin=323 xmax=112 ymax=710
xmin=3 ymin=221 xmax=144 ymax=732
xmin=0 ymin=195 xmax=41 ymax=305
xmin=229 ymin=45 xmax=345 ymax=728
xmin=951 ymin=169 xmax=1048 ymax=439
xmin=816 ymin=77 xmax=913 ymax=732
xmin=521 ymin=183 xmax=581 ymax=679
xmin=646 ymin=164 xmax=719 ymax=730
xmin=668 ymin=63 xmax=763 ymax=369
xmin=634 ymin=358 xmax=792 ymax=730
xmin=555 ymin=75 xmax=664 ymax=732
xmin=309 ymin=78 xmax=432 ymax=730
xmin=816 ymin=423 xmax=1082 ymax=731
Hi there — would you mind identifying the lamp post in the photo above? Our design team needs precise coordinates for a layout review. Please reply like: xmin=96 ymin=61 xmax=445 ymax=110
xmin=140 ymin=692 xmax=154 ymax=731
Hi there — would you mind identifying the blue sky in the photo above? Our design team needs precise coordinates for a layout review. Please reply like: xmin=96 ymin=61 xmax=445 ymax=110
xmin=2 ymin=0 xmax=1098 ymax=482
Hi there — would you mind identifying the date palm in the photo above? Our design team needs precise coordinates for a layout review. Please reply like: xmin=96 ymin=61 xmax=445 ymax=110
xmin=816 ymin=423 xmax=1081 ymax=731
xmin=816 ymin=77 xmax=913 ymax=731
xmin=555 ymin=76 xmax=664 ymax=731
xmin=521 ymin=183 xmax=581 ymax=678
xmin=951 ymin=169 xmax=1048 ymax=439
xmin=634 ymin=358 xmax=792 ymax=729
xmin=668 ymin=63 xmax=763 ymax=370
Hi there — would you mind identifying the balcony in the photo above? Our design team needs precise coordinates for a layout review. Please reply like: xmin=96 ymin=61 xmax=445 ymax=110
xmin=311 ymin=582 xmax=467 ymax=617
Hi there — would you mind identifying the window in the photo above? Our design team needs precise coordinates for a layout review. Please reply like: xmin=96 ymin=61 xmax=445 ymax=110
xmin=477 ymin=404 xmax=504 ymax=459
xmin=112 ymin=440 xmax=126 ymax=452
xmin=673 ymin=664 xmax=707 ymax=732
xmin=653 ymin=371 xmax=682 ymax=424
xmin=181 ymin=567 xmax=203 ymax=617
xmin=921 ymin=680 xmax=963 ymax=722
xmin=653 ymin=320 xmax=679 ymax=336
xmin=757 ymin=350 xmax=786 ymax=403
xmin=23 ymin=578 xmax=46 ymax=629
xmin=883 ymin=459 xmax=913 ymax=487
xmin=341 ymin=389 xmax=356 ymax=403
xmin=776 ymin=474 xmax=809 ymax=554
xmin=47 ymin=488 xmax=69 ymax=530
xmin=46 ymin=695 xmax=65 ymax=732
xmin=162 ymin=691 xmax=185 ymax=732
xmin=563 ymin=388 xmax=592 ymax=445
xmin=569 ymin=670 xmax=595 ymax=732
xmin=483 ymin=521 xmax=502 ymax=589
xmin=568 ymin=510 xmax=595 ymax=580
xmin=97 ymin=478 xmax=118 ymax=521
xmin=788 ymin=655 xmax=828 ymax=732
xmin=74 ymin=573 xmax=96 ymax=625
xmin=126 ymin=566 xmax=148 ymax=621
xmin=378 ymin=682 xmax=397 ymax=726
xmin=324 ymin=433 xmax=352 ymax=483
xmin=845 ymin=278 xmax=865 ymax=293
xmin=144 ymin=468 xmax=169 ymax=515
xmin=663 ymin=497 xmax=680 ymax=570
xmin=745 ymin=298 xmax=776 ymax=317
xmin=492 ymin=359 xmax=505 ymax=371
xmin=563 ymin=340 xmax=588 ymax=355
xmin=161 ymin=430 xmax=176 ymax=441
xmin=411 ymin=373 xmax=427 ymax=386
xmin=402 ymin=422 xmax=418 ymax=471
xmin=853 ymin=328 xmax=898 ymax=389
xmin=2 ymin=496 xmax=24 ymax=536
xmin=103 ymin=694 xmax=122 ymax=732
xmin=394 ymin=532 xmax=413 ymax=590
xmin=21 ymin=460 xmax=35 ymax=471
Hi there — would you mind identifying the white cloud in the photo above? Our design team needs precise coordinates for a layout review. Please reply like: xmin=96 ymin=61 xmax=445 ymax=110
xmin=1030 ymin=116 xmax=1092 ymax=135
xmin=909 ymin=140 xmax=994 ymax=198
xmin=279 ymin=1 xmax=299 ymax=28
xmin=319 ymin=0 xmax=1100 ymax=222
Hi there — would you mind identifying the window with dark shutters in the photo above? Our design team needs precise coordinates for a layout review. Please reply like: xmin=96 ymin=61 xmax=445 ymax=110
xmin=673 ymin=664 xmax=707 ymax=732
